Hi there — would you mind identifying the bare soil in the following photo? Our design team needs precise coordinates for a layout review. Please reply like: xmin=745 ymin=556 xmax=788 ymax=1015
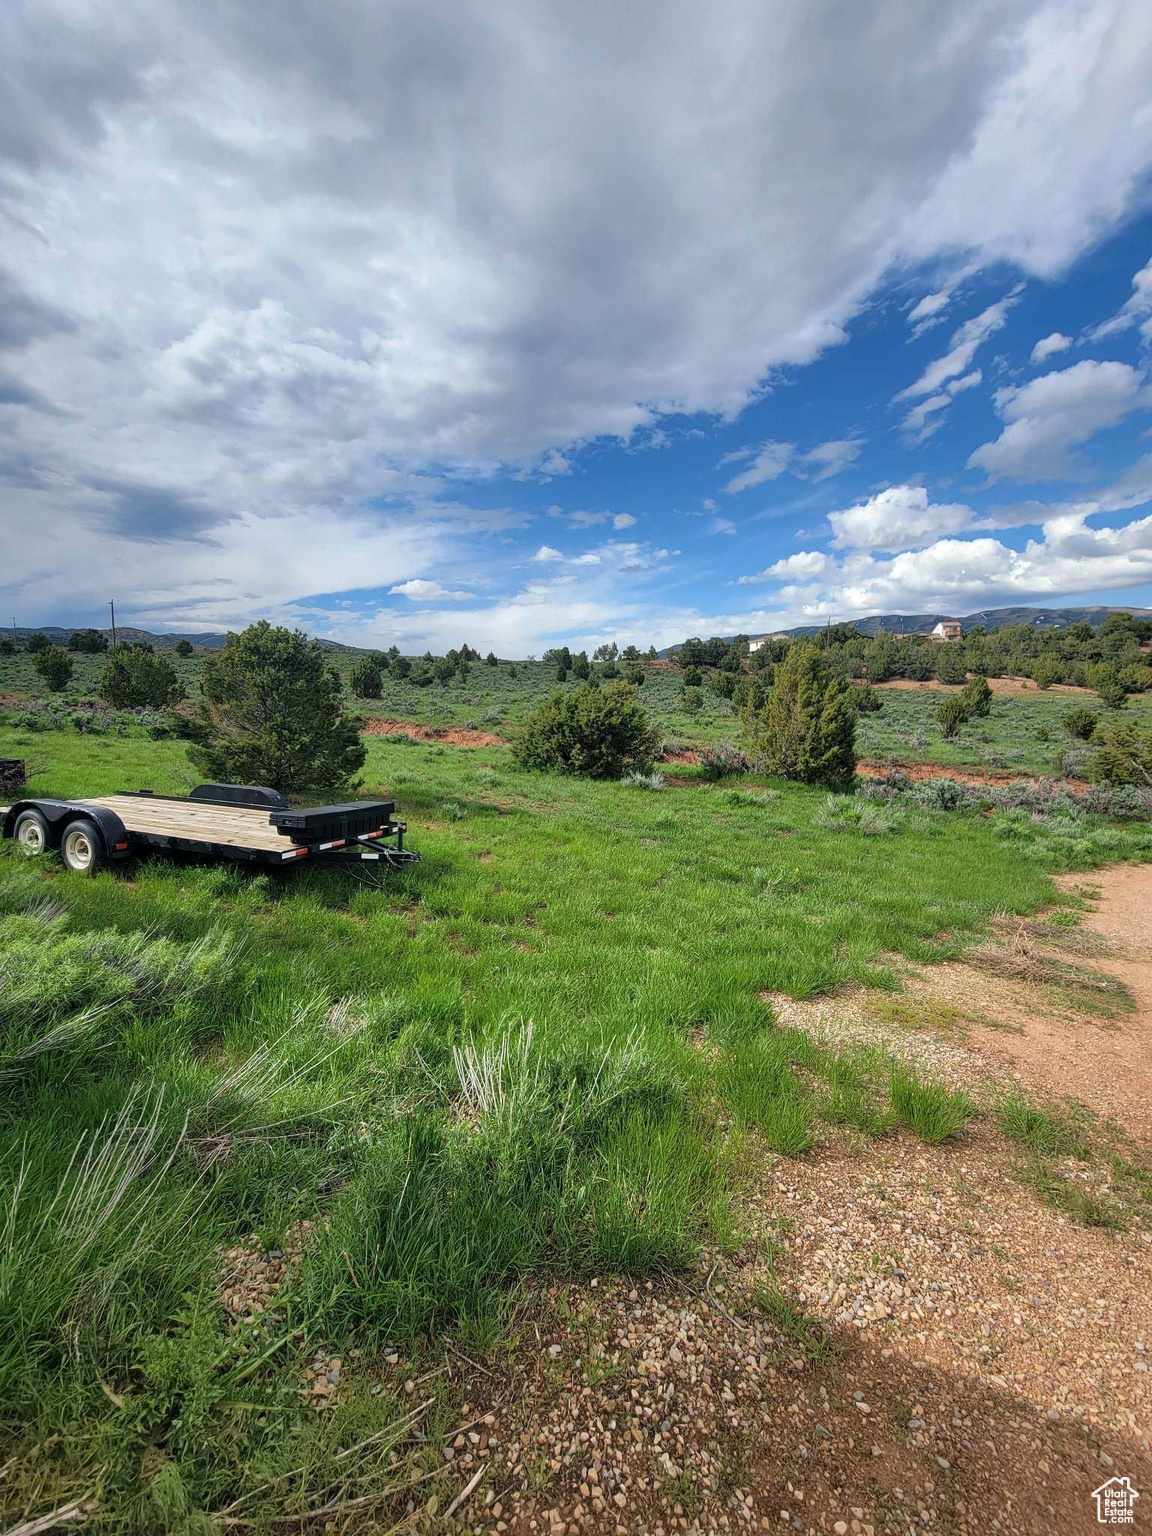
xmin=362 ymin=717 xmax=509 ymax=748
xmin=869 ymin=677 xmax=1094 ymax=697
xmin=857 ymin=761 xmax=1091 ymax=792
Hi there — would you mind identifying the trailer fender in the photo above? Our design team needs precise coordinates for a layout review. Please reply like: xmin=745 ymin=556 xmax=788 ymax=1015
xmin=2 ymin=800 xmax=131 ymax=859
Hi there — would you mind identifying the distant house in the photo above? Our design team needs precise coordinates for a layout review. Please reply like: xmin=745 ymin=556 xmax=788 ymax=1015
xmin=748 ymin=632 xmax=788 ymax=653
xmin=930 ymin=620 xmax=963 ymax=642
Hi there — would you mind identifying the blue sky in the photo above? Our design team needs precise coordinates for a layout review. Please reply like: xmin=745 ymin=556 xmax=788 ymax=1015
xmin=3 ymin=0 xmax=1152 ymax=653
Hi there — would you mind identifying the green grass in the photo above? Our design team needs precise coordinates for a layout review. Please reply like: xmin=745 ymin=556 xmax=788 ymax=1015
xmin=996 ymin=1092 xmax=1152 ymax=1231
xmin=888 ymin=1066 xmax=974 ymax=1144
xmin=855 ymin=683 xmax=1152 ymax=777
xmin=0 ymin=709 xmax=1150 ymax=1529
xmin=997 ymin=1093 xmax=1089 ymax=1158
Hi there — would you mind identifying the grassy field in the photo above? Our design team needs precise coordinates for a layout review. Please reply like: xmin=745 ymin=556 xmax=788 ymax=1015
xmin=6 ymin=644 xmax=1151 ymax=779
xmin=2 ymin=673 xmax=1152 ymax=1528
xmin=856 ymin=682 xmax=1152 ymax=777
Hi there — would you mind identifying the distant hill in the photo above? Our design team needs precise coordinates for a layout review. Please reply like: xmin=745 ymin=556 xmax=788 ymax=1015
xmin=789 ymin=605 xmax=1152 ymax=638
xmin=9 ymin=625 xmax=361 ymax=653
xmin=662 ymin=605 xmax=1152 ymax=654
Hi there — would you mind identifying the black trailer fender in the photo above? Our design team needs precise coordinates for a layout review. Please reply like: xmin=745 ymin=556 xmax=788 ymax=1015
xmin=3 ymin=799 xmax=131 ymax=859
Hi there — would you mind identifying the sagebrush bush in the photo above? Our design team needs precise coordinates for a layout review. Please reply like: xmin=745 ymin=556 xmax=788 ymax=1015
xmin=620 ymin=770 xmax=666 ymax=790
xmin=912 ymin=775 xmax=968 ymax=810
xmin=815 ymin=796 xmax=901 ymax=835
xmin=514 ymin=681 xmax=660 ymax=778
xmin=698 ymin=740 xmax=749 ymax=779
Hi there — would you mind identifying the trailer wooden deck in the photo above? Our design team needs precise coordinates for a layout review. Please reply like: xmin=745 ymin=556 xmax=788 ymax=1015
xmin=81 ymin=794 xmax=289 ymax=852
xmin=3 ymin=785 xmax=417 ymax=870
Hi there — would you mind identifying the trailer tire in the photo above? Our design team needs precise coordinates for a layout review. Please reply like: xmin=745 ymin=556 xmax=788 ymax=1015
xmin=13 ymin=808 xmax=50 ymax=857
xmin=60 ymin=818 xmax=105 ymax=874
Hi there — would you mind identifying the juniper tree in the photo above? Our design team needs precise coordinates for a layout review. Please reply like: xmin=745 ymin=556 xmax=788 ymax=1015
xmin=743 ymin=640 xmax=857 ymax=790
xmin=99 ymin=645 xmax=182 ymax=708
xmin=181 ymin=622 xmax=365 ymax=794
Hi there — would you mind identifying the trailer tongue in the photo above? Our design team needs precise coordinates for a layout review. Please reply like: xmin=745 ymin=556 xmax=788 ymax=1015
xmin=2 ymin=782 xmax=419 ymax=873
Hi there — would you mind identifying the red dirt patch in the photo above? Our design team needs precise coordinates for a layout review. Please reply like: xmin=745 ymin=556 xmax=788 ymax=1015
xmin=858 ymin=759 xmax=1090 ymax=791
xmin=362 ymin=718 xmax=509 ymax=748
xmin=659 ymin=746 xmax=700 ymax=765
xmin=869 ymin=676 xmax=1094 ymax=697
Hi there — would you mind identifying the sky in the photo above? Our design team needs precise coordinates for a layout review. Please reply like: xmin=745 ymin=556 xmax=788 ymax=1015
xmin=3 ymin=0 xmax=1152 ymax=655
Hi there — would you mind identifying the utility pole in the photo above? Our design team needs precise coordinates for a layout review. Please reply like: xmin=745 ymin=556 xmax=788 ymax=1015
xmin=109 ymin=598 xmax=118 ymax=650
xmin=10 ymin=617 xmax=16 ymax=647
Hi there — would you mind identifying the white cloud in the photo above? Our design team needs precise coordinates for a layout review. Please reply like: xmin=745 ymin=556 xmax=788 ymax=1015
xmin=795 ymin=436 xmax=864 ymax=481
xmin=1087 ymin=254 xmax=1152 ymax=341
xmin=566 ymin=509 xmax=636 ymax=530
xmin=388 ymin=578 xmax=475 ymax=601
xmin=900 ymin=393 xmax=952 ymax=443
xmin=968 ymin=358 xmax=1150 ymax=480
xmin=1031 ymin=331 xmax=1072 ymax=363
xmin=533 ymin=544 xmax=564 ymax=562
xmin=949 ymin=369 xmax=983 ymax=396
xmin=743 ymin=511 xmax=1152 ymax=619
xmin=740 ymin=549 xmax=833 ymax=584
xmin=901 ymin=3 xmax=1152 ymax=276
xmin=897 ymin=293 xmax=1018 ymax=402
xmin=5 ymin=0 xmax=1152 ymax=624
xmin=827 ymin=485 xmax=978 ymax=551
xmin=900 ymin=367 xmax=984 ymax=442
xmin=908 ymin=290 xmax=951 ymax=326
xmin=723 ymin=441 xmax=793 ymax=494
xmin=537 ymin=449 xmax=574 ymax=477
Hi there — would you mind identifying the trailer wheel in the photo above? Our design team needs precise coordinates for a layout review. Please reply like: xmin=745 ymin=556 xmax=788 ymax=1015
xmin=13 ymin=808 xmax=50 ymax=857
xmin=60 ymin=818 xmax=105 ymax=874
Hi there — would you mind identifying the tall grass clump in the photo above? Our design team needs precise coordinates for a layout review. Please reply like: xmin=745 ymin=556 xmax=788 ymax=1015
xmin=303 ymin=1022 xmax=718 ymax=1341
xmin=888 ymin=1065 xmax=973 ymax=1144
xmin=0 ymin=911 xmax=245 ymax=1072
xmin=0 ymin=1086 xmax=211 ymax=1403
xmin=996 ymin=1093 xmax=1087 ymax=1158
xmin=718 ymin=1032 xmax=817 ymax=1155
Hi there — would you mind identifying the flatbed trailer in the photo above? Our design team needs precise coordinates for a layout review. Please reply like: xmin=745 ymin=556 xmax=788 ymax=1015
xmin=1 ymin=781 xmax=419 ymax=874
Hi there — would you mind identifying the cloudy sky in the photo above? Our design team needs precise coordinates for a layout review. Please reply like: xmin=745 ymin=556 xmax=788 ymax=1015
xmin=3 ymin=0 xmax=1152 ymax=653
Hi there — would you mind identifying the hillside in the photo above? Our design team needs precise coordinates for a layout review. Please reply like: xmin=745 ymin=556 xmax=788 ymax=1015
xmin=790 ymin=604 xmax=1152 ymax=638
xmin=9 ymin=624 xmax=359 ymax=653
xmin=662 ymin=604 xmax=1152 ymax=653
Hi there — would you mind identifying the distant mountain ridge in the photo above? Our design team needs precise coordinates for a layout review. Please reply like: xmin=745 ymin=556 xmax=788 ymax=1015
xmin=661 ymin=605 xmax=1152 ymax=654
xmin=9 ymin=625 xmax=359 ymax=653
